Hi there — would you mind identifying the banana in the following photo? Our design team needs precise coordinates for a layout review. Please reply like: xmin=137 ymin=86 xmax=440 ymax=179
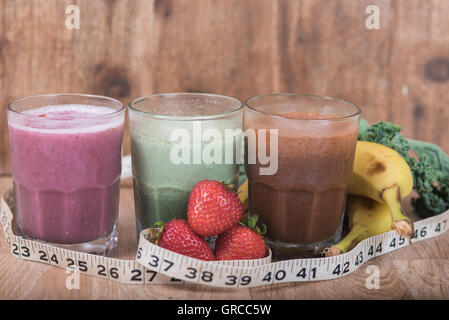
xmin=237 ymin=179 xmax=248 ymax=212
xmin=325 ymin=195 xmax=392 ymax=256
xmin=347 ymin=141 xmax=414 ymax=238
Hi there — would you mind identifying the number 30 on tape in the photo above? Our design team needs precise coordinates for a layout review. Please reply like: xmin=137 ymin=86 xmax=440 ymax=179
xmin=1 ymin=189 xmax=448 ymax=288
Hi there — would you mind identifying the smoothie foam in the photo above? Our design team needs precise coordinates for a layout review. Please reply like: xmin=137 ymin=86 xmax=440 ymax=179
xmin=11 ymin=104 xmax=123 ymax=133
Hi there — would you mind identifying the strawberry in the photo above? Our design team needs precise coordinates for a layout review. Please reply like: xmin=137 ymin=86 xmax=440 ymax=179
xmin=214 ymin=215 xmax=267 ymax=260
xmin=156 ymin=219 xmax=215 ymax=261
xmin=187 ymin=180 xmax=244 ymax=237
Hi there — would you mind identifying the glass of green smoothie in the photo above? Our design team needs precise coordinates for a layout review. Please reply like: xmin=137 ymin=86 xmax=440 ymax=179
xmin=129 ymin=93 xmax=243 ymax=235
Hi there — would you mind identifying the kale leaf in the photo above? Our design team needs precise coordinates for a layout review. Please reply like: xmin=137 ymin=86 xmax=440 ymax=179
xmin=358 ymin=119 xmax=449 ymax=217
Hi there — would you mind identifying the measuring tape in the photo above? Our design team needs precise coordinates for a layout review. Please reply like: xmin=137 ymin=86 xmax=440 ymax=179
xmin=1 ymin=188 xmax=448 ymax=288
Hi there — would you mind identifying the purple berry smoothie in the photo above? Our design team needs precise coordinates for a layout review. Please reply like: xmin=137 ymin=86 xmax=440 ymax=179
xmin=8 ymin=104 xmax=124 ymax=245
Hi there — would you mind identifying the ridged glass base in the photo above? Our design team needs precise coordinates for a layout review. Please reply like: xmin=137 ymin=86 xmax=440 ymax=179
xmin=19 ymin=223 xmax=118 ymax=256
xmin=265 ymin=211 xmax=345 ymax=260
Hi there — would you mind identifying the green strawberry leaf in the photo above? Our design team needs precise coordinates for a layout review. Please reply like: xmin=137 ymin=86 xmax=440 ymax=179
xmin=239 ymin=214 xmax=267 ymax=235
xmin=247 ymin=214 xmax=259 ymax=229
xmin=221 ymin=180 xmax=236 ymax=192
xmin=153 ymin=221 xmax=164 ymax=229
xmin=153 ymin=221 xmax=165 ymax=241
xmin=259 ymin=223 xmax=267 ymax=235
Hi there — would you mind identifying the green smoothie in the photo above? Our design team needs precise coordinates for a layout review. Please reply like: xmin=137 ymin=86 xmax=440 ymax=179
xmin=129 ymin=93 xmax=243 ymax=235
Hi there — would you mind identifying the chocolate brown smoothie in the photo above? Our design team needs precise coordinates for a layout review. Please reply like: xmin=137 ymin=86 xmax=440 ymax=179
xmin=245 ymin=112 xmax=358 ymax=246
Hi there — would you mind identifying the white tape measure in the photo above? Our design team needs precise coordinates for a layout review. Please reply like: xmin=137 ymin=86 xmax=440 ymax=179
xmin=1 ymin=189 xmax=448 ymax=288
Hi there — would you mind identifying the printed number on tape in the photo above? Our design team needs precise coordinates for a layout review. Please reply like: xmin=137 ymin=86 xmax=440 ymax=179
xmin=1 ymin=189 xmax=448 ymax=288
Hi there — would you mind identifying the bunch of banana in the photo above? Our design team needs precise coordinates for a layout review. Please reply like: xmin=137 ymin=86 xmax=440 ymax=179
xmin=347 ymin=141 xmax=414 ymax=238
xmin=325 ymin=195 xmax=392 ymax=256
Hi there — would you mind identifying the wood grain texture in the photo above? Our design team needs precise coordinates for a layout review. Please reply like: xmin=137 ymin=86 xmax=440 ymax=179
xmin=0 ymin=176 xmax=448 ymax=299
xmin=1 ymin=0 xmax=449 ymax=173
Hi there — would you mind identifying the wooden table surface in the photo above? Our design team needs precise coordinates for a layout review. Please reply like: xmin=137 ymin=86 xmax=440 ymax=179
xmin=0 ymin=175 xmax=448 ymax=300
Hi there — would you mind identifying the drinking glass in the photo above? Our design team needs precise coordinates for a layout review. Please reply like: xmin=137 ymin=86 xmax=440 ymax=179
xmin=7 ymin=94 xmax=125 ymax=255
xmin=129 ymin=93 xmax=243 ymax=235
xmin=244 ymin=93 xmax=360 ymax=258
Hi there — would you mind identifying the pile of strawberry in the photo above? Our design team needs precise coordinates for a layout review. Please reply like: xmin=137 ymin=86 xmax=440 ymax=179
xmin=156 ymin=180 xmax=267 ymax=261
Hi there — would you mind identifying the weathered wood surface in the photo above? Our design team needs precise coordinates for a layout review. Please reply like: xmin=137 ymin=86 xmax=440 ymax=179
xmin=0 ymin=176 xmax=448 ymax=299
xmin=1 ymin=0 xmax=449 ymax=173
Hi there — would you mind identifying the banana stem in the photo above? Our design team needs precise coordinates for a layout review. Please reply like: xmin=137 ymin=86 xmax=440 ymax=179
xmin=381 ymin=186 xmax=414 ymax=238
xmin=325 ymin=225 xmax=369 ymax=257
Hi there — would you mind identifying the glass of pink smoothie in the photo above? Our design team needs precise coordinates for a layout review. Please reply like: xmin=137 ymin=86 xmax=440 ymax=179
xmin=7 ymin=94 xmax=125 ymax=255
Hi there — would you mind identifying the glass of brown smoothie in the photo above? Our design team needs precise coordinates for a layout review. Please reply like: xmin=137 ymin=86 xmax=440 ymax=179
xmin=244 ymin=94 xmax=360 ymax=259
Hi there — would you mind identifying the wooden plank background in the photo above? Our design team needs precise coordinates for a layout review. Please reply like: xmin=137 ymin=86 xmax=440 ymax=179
xmin=0 ymin=0 xmax=448 ymax=174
